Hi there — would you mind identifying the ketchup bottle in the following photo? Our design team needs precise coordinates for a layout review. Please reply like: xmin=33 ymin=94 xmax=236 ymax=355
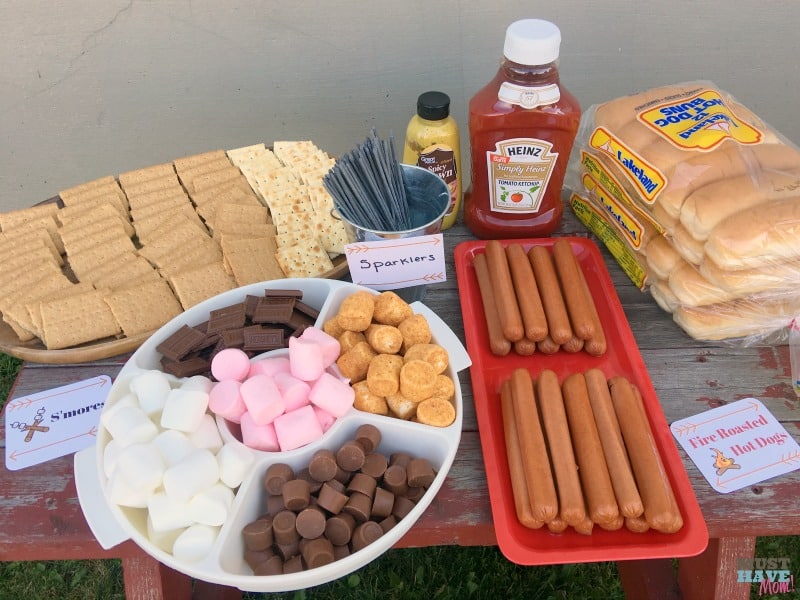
xmin=464 ymin=19 xmax=581 ymax=239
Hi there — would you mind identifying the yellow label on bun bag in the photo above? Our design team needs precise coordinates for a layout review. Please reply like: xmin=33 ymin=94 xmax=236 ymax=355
xmin=588 ymin=127 xmax=666 ymax=203
xmin=638 ymin=89 xmax=763 ymax=150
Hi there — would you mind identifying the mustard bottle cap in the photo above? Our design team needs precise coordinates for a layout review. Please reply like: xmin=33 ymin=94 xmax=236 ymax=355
xmin=416 ymin=91 xmax=451 ymax=121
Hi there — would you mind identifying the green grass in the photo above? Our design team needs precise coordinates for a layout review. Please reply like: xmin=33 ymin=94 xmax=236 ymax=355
xmin=0 ymin=352 xmax=798 ymax=599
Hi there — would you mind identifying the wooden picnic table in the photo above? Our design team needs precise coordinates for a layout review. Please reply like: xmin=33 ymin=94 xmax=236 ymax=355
xmin=1 ymin=210 xmax=798 ymax=599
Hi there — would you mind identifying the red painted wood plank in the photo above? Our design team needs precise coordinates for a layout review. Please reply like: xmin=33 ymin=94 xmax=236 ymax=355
xmin=616 ymin=559 xmax=681 ymax=600
xmin=677 ymin=537 xmax=756 ymax=600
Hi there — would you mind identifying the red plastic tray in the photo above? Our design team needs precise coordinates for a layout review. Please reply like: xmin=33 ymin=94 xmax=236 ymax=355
xmin=454 ymin=237 xmax=708 ymax=565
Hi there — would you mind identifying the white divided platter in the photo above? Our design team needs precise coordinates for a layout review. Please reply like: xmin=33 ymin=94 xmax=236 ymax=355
xmin=74 ymin=278 xmax=470 ymax=593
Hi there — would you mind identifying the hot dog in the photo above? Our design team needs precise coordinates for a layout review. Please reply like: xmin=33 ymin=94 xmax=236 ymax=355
xmin=505 ymin=243 xmax=548 ymax=342
xmin=561 ymin=335 xmax=584 ymax=354
xmin=609 ymin=377 xmax=682 ymax=533
xmin=624 ymin=515 xmax=650 ymax=533
xmin=513 ymin=338 xmax=537 ymax=356
xmin=536 ymin=334 xmax=561 ymax=355
xmin=500 ymin=380 xmax=543 ymax=529
xmin=545 ymin=516 xmax=568 ymax=534
xmin=573 ymin=516 xmax=595 ymax=536
xmin=473 ymin=253 xmax=512 ymax=356
xmin=562 ymin=373 xmax=620 ymax=525
xmin=536 ymin=369 xmax=586 ymax=527
xmin=528 ymin=246 xmax=572 ymax=344
xmin=628 ymin=381 xmax=684 ymax=534
xmin=510 ymin=368 xmax=558 ymax=522
xmin=485 ymin=240 xmax=524 ymax=342
xmin=577 ymin=266 xmax=607 ymax=356
xmin=597 ymin=514 xmax=624 ymax=531
xmin=552 ymin=239 xmax=595 ymax=341
xmin=584 ymin=369 xmax=643 ymax=518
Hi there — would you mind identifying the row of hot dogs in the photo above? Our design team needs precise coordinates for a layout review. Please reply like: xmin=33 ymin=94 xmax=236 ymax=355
xmin=502 ymin=367 xmax=683 ymax=535
xmin=474 ymin=239 xmax=607 ymax=357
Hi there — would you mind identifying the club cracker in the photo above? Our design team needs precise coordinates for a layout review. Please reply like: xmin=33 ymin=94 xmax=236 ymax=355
xmin=275 ymin=238 xmax=335 ymax=278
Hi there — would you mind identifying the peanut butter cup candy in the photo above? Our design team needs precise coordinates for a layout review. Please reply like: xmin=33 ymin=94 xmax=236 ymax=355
xmin=282 ymin=478 xmax=311 ymax=511
xmin=354 ymin=423 xmax=382 ymax=453
xmin=296 ymin=506 xmax=327 ymax=540
xmin=242 ymin=516 xmax=273 ymax=551
xmin=264 ymin=463 xmax=294 ymax=495
xmin=325 ymin=512 xmax=356 ymax=546
xmin=308 ymin=448 xmax=338 ymax=482
xmin=302 ymin=537 xmax=336 ymax=569
xmin=336 ymin=440 xmax=365 ymax=472
xmin=351 ymin=521 xmax=384 ymax=552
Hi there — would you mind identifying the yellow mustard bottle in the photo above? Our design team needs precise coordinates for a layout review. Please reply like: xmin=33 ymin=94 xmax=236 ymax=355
xmin=402 ymin=91 xmax=462 ymax=229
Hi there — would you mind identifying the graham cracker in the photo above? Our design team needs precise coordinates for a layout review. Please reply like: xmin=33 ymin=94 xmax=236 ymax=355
xmin=103 ymin=277 xmax=182 ymax=336
xmin=0 ymin=202 xmax=60 ymax=232
xmin=40 ymin=289 xmax=123 ymax=350
xmin=221 ymin=235 xmax=284 ymax=285
xmin=173 ymin=150 xmax=227 ymax=173
xmin=118 ymin=162 xmax=176 ymax=188
xmin=167 ymin=261 xmax=236 ymax=309
xmin=66 ymin=236 xmax=137 ymax=280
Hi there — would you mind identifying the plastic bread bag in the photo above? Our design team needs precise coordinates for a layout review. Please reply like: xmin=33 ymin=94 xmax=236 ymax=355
xmin=671 ymin=288 xmax=800 ymax=346
xmin=568 ymin=190 xmax=652 ymax=290
xmin=791 ymin=318 xmax=800 ymax=396
xmin=565 ymin=80 xmax=800 ymax=240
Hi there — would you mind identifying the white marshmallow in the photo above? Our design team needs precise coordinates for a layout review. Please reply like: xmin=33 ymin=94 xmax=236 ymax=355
xmin=187 ymin=483 xmax=234 ymax=526
xmin=100 ymin=393 xmax=139 ymax=431
xmin=129 ymin=370 xmax=173 ymax=416
xmin=104 ymin=405 xmax=159 ymax=448
xmin=115 ymin=442 xmax=166 ymax=494
xmin=107 ymin=470 xmax=149 ymax=508
xmin=147 ymin=491 xmax=195 ymax=533
xmin=180 ymin=375 xmax=214 ymax=394
xmin=172 ymin=524 xmax=219 ymax=563
xmin=163 ymin=449 xmax=219 ymax=503
xmin=160 ymin=388 xmax=210 ymax=432
xmin=216 ymin=442 xmax=254 ymax=489
xmin=146 ymin=515 xmax=185 ymax=554
xmin=188 ymin=414 xmax=223 ymax=452
xmin=102 ymin=438 xmax=122 ymax=478
xmin=152 ymin=430 xmax=195 ymax=467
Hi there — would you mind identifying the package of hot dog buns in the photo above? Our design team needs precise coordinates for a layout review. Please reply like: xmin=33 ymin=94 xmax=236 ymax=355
xmin=565 ymin=80 xmax=800 ymax=345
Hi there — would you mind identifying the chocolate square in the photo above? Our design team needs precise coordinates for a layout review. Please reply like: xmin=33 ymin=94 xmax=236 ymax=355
xmin=243 ymin=326 xmax=284 ymax=351
xmin=253 ymin=297 xmax=296 ymax=324
xmin=156 ymin=324 xmax=207 ymax=361
xmin=207 ymin=302 xmax=247 ymax=335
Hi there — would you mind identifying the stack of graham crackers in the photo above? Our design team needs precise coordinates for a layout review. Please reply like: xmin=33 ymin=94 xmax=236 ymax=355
xmin=0 ymin=141 xmax=353 ymax=351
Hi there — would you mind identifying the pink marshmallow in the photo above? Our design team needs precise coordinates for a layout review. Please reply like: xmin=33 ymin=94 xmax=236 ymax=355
xmin=240 ymin=412 xmax=280 ymax=452
xmin=208 ymin=380 xmax=247 ymax=424
xmin=299 ymin=327 xmax=341 ymax=367
xmin=309 ymin=372 xmax=355 ymax=417
xmin=274 ymin=372 xmax=311 ymax=412
xmin=248 ymin=356 xmax=291 ymax=378
xmin=240 ymin=374 xmax=285 ymax=425
xmin=288 ymin=336 xmax=325 ymax=381
xmin=313 ymin=405 xmax=337 ymax=432
xmin=273 ymin=405 xmax=324 ymax=451
xmin=211 ymin=348 xmax=251 ymax=382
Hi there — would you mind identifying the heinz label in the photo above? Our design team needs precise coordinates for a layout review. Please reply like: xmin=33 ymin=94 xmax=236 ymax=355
xmin=638 ymin=89 xmax=763 ymax=150
xmin=486 ymin=138 xmax=557 ymax=214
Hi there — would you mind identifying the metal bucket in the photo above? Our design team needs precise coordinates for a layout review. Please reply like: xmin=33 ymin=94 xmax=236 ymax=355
xmin=337 ymin=164 xmax=450 ymax=302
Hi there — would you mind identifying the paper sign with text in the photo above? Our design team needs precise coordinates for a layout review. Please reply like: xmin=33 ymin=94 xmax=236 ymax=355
xmin=4 ymin=376 xmax=110 ymax=471
xmin=344 ymin=234 xmax=446 ymax=290
xmin=670 ymin=398 xmax=800 ymax=493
